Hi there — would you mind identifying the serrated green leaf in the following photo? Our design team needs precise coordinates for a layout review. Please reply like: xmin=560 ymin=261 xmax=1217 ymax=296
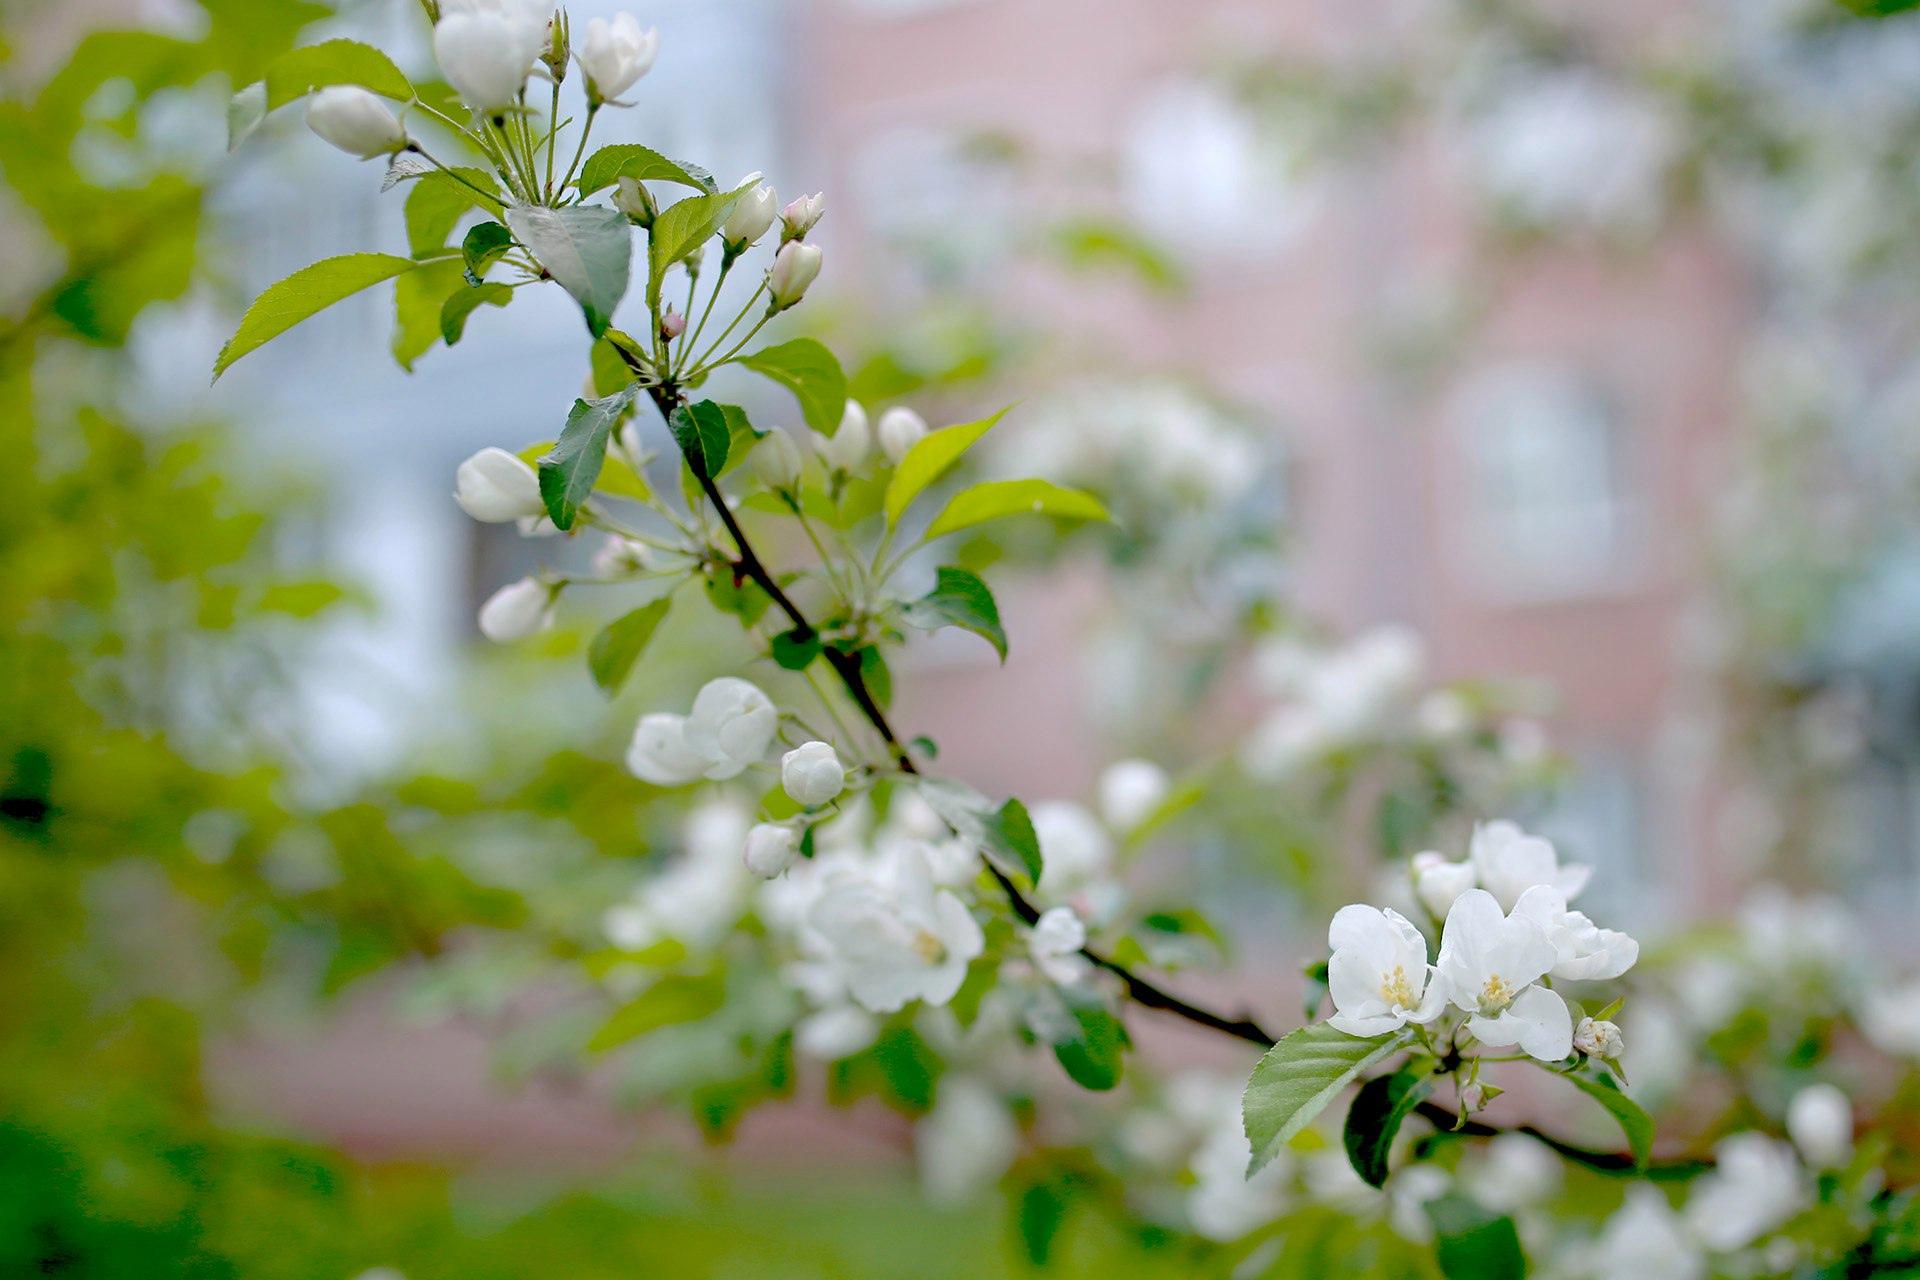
xmin=439 ymin=283 xmax=512 ymax=344
xmin=669 ymin=400 xmax=732 ymax=478
xmin=1563 ymin=1071 xmax=1653 ymax=1169
xmin=646 ymin=178 xmax=758 ymax=306
xmin=588 ymin=597 xmax=673 ymax=694
xmin=1242 ymin=1024 xmax=1411 ymax=1176
xmin=587 ymin=971 xmax=725 ymax=1052
xmin=922 ymin=478 xmax=1109 ymax=541
xmin=576 ymin=143 xmax=717 ymax=196
xmin=538 ymin=385 xmax=639 ymax=530
xmin=1343 ymin=1069 xmax=1434 ymax=1188
xmin=902 ymin=565 xmax=1007 ymax=661
xmin=506 ymin=203 xmax=631 ymax=337
xmin=884 ymin=407 xmax=1008 ymax=525
xmin=1426 ymin=1194 xmax=1526 ymax=1280
xmin=213 ymin=253 xmax=417 ymax=380
xmin=1048 ymin=987 xmax=1129 ymax=1091
xmin=736 ymin=337 xmax=848 ymax=434
xmin=261 ymin=38 xmax=413 ymax=111
xmin=916 ymin=779 xmax=1041 ymax=885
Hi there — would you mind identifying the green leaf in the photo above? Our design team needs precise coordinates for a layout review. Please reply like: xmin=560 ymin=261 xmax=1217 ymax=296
xmin=391 ymin=258 xmax=465 ymax=370
xmin=1242 ymin=1024 xmax=1411 ymax=1176
xmin=576 ymin=143 xmax=717 ymax=196
xmin=461 ymin=220 xmax=514 ymax=278
xmin=1048 ymin=987 xmax=1129 ymax=1091
xmin=858 ymin=645 xmax=892 ymax=709
xmin=922 ymin=479 xmax=1109 ymax=541
xmin=538 ymin=386 xmax=640 ymax=531
xmin=1563 ymin=1071 xmax=1653 ymax=1169
xmin=506 ymin=203 xmax=632 ymax=337
xmin=916 ymin=779 xmax=1042 ymax=885
xmin=1343 ymin=1069 xmax=1434 ymax=1189
xmin=227 ymin=80 xmax=267 ymax=152
xmin=712 ymin=403 xmax=764 ymax=477
xmin=736 ymin=338 xmax=848 ymax=434
xmin=771 ymin=627 xmax=822 ymax=671
xmin=260 ymin=38 xmax=413 ymax=111
xmin=213 ymin=253 xmax=417 ymax=380
xmin=902 ymin=565 xmax=1007 ymax=661
xmin=646 ymin=178 xmax=759 ymax=305
xmin=1425 ymin=1195 xmax=1526 ymax=1280
xmin=668 ymin=399 xmax=732 ymax=479
xmin=405 ymin=168 xmax=496 ymax=254
xmin=1012 ymin=1172 xmax=1075 ymax=1267
xmin=883 ymin=407 xmax=1008 ymax=526
xmin=586 ymin=972 xmax=726 ymax=1052
xmin=590 ymin=329 xmax=646 ymax=397
xmin=588 ymin=597 xmax=673 ymax=694
xmin=439 ymin=282 xmax=512 ymax=344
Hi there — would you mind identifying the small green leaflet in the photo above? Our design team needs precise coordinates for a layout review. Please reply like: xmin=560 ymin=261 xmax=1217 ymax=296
xmin=1241 ymin=1024 xmax=1412 ymax=1176
xmin=1343 ymin=1069 xmax=1434 ymax=1188
xmin=902 ymin=566 xmax=1007 ymax=661
xmin=588 ymin=596 xmax=673 ymax=694
xmin=1047 ymin=987 xmax=1129 ymax=1091
xmin=1563 ymin=1071 xmax=1654 ymax=1169
xmin=1425 ymin=1194 xmax=1527 ymax=1280
xmin=505 ymin=203 xmax=631 ymax=337
xmin=439 ymin=283 xmax=511 ymax=344
xmin=735 ymin=337 xmax=848 ymax=434
xmin=461 ymin=221 xmax=514 ymax=279
xmin=586 ymin=971 xmax=726 ymax=1052
xmin=917 ymin=778 xmax=1043 ymax=884
xmin=575 ymin=144 xmax=717 ymax=196
xmin=668 ymin=400 xmax=732 ymax=478
xmin=539 ymin=385 xmax=640 ymax=530
xmin=923 ymin=478 xmax=1109 ymax=541
xmin=213 ymin=253 xmax=417 ymax=380
xmin=646 ymin=177 xmax=760 ymax=306
xmin=883 ymin=407 xmax=1009 ymax=526
xmin=771 ymin=626 xmax=822 ymax=671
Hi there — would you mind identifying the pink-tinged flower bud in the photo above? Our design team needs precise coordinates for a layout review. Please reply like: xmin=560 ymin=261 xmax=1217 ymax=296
xmin=768 ymin=240 xmax=822 ymax=311
xmin=612 ymin=175 xmax=656 ymax=225
xmin=660 ymin=305 xmax=686 ymax=341
xmin=779 ymin=192 xmax=825 ymax=242
xmin=875 ymin=406 xmax=928 ymax=464
xmin=743 ymin=822 xmax=800 ymax=878
xmin=305 ymin=87 xmax=407 ymax=160
xmin=721 ymin=184 xmax=777 ymax=251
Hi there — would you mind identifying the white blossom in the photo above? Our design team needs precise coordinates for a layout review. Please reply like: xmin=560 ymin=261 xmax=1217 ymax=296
xmin=806 ymin=846 xmax=983 ymax=1013
xmin=1097 ymin=758 xmax=1169 ymax=832
xmin=612 ymin=175 xmax=655 ymax=223
xmin=434 ymin=0 xmax=553 ymax=112
xmin=1469 ymin=819 xmax=1591 ymax=911
xmin=1862 ymin=978 xmax=1920 ymax=1057
xmin=1030 ymin=800 xmax=1113 ymax=906
xmin=1590 ymin=1186 xmax=1704 ymax=1280
xmin=304 ymin=87 xmax=406 ymax=159
xmin=742 ymin=822 xmax=800 ymax=879
xmin=1436 ymin=888 xmax=1571 ymax=1061
xmin=576 ymin=13 xmax=657 ymax=102
xmin=1786 ymin=1083 xmax=1852 ymax=1167
xmin=454 ymin=446 xmax=544 ymax=522
xmin=720 ymin=183 xmax=777 ymax=249
xmin=683 ymin=676 xmax=777 ymax=780
xmin=625 ymin=713 xmax=708 ymax=786
xmin=477 ymin=576 xmax=554 ymax=642
xmin=1325 ymin=904 xmax=1446 ymax=1037
xmin=1685 ymin=1133 xmax=1805 ymax=1251
xmin=1186 ymin=1085 xmax=1289 ymax=1240
xmin=1573 ymin=1017 xmax=1623 ymax=1059
xmin=794 ymin=1003 xmax=877 ymax=1060
xmin=814 ymin=400 xmax=870 ymax=473
xmin=1029 ymin=906 xmax=1090 ymax=985
xmin=1411 ymin=850 xmax=1477 ymax=918
xmin=1512 ymin=885 xmax=1639 ymax=981
xmin=602 ymin=800 xmax=751 ymax=951
xmin=916 ymin=1079 xmax=1017 ymax=1205
xmin=768 ymin=240 xmax=822 ymax=310
xmin=781 ymin=740 xmax=845 ymax=808
xmin=750 ymin=426 xmax=805 ymax=489
xmin=780 ymin=191 xmax=825 ymax=241
xmin=876 ymin=406 xmax=928 ymax=464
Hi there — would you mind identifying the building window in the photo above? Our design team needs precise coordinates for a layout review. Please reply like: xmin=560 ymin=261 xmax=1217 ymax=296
xmin=1449 ymin=363 xmax=1636 ymax=600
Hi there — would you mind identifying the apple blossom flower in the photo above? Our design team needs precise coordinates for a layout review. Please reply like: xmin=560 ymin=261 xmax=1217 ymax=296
xmin=602 ymin=800 xmax=751 ymax=950
xmin=434 ymin=0 xmax=554 ymax=113
xmin=658 ymin=305 xmax=685 ymax=341
xmin=1469 ymin=819 xmax=1591 ymax=911
xmin=477 ymin=576 xmax=554 ymax=642
xmin=1031 ymin=800 xmax=1113 ymax=906
xmin=814 ymin=401 xmax=871 ymax=474
xmin=1436 ymin=888 xmax=1571 ymax=1061
xmin=575 ymin=13 xmax=656 ymax=103
xmin=1862 ymin=979 xmax=1920 ymax=1057
xmin=1591 ymin=1186 xmax=1705 ymax=1280
xmin=1411 ymin=850 xmax=1476 ymax=918
xmin=750 ymin=426 xmax=804 ymax=489
xmin=768 ymin=240 xmax=823 ymax=310
xmin=1685 ymin=1133 xmax=1805 ymax=1251
xmin=682 ymin=676 xmax=777 ymax=780
xmin=592 ymin=535 xmax=663 ymax=576
xmin=1098 ymin=758 xmax=1169 ymax=832
xmin=625 ymin=713 xmax=709 ymax=786
xmin=612 ymin=175 xmax=655 ymax=225
xmin=806 ymin=845 xmax=983 ymax=1012
xmin=1185 ymin=1086 xmax=1289 ymax=1240
xmin=781 ymin=740 xmax=845 ymax=808
xmin=916 ymin=1079 xmax=1017 ymax=1206
xmin=1573 ymin=1016 xmax=1623 ymax=1059
xmin=1469 ymin=1133 xmax=1561 ymax=1212
xmin=780 ymin=191 xmax=825 ymax=241
xmin=1512 ymin=885 xmax=1639 ymax=981
xmin=304 ymin=87 xmax=406 ymax=159
xmin=1029 ymin=906 xmax=1090 ymax=985
xmin=794 ymin=1003 xmax=877 ymax=1060
xmin=720 ymin=183 xmax=777 ymax=251
xmin=742 ymin=821 xmax=800 ymax=878
xmin=454 ymin=446 xmax=545 ymax=522
xmin=1324 ymin=904 xmax=1447 ymax=1037
xmin=1786 ymin=1083 xmax=1852 ymax=1167
xmin=876 ymin=406 xmax=928 ymax=464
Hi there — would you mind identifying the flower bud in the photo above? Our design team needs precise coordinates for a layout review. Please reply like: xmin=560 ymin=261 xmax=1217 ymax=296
xmin=660 ymin=305 xmax=686 ymax=342
xmin=743 ymin=822 xmax=801 ymax=878
xmin=768 ymin=241 xmax=823 ymax=311
xmin=454 ymin=447 xmax=545 ymax=522
xmin=539 ymin=7 xmax=569 ymax=81
xmin=576 ymin=12 xmax=657 ymax=103
xmin=1572 ymin=1017 xmax=1623 ymax=1059
xmin=780 ymin=192 xmax=825 ymax=242
xmin=612 ymin=176 xmax=656 ymax=226
xmin=750 ymin=427 xmax=804 ymax=490
xmin=1786 ymin=1083 xmax=1852 ymax=1167
xmin=433 ymin=0 xmax=554 ymax=112
xmin=683 ymin=677 xmax=777 ymax=779
xmin=477 ymin=576 xmax=554 ymax=642
xmin=304 ymin=87 xmax=407 ymax=160
xmin=876 ymin=406 xmax=928 ymax=465
xmin=593 ymin=535 xmax=660 ymax=576
xmin=1097 ymin=759 xmax=1168 ymax=832
xmin=625 ymin=712 xmax=708 ymax=786
xmin=1411 ymin=852 xmax=1476 ymax=919
xmin=781 ymin=740 xmax=846 ymax=808
xmin=815 ymin=401 xmax=870 ymax=474
xmin=1458 ymin=1082 xmax=1486 ymax=1112
xmin=721 ymin=184 xmax=777 ymax=251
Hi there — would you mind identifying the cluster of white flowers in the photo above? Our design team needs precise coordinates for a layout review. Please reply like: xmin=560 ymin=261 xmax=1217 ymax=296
xmin=1326 ymin=820 xmax=1634 ymax=1065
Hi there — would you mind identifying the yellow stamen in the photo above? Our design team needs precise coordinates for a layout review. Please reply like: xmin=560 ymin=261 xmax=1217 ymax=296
xmin=1379 ymin=964 xmax=1415 ymax=1009
xmin=1480 ymin=973 xmax=1514 ymax=1012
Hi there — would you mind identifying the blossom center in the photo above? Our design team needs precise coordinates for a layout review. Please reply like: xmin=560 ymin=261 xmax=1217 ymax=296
xmin=1478 ymin=973 xmax=1515 ymax=1013
xmin=911 ymin=929 xmax=947 ymax=964
xmin=1378 ymin=964 xmax=1416 ymax=1009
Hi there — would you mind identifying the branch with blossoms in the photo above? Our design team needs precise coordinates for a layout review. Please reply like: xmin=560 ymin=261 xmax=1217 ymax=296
xmin=213 ymin=0 xmax=1709 ymax=1250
